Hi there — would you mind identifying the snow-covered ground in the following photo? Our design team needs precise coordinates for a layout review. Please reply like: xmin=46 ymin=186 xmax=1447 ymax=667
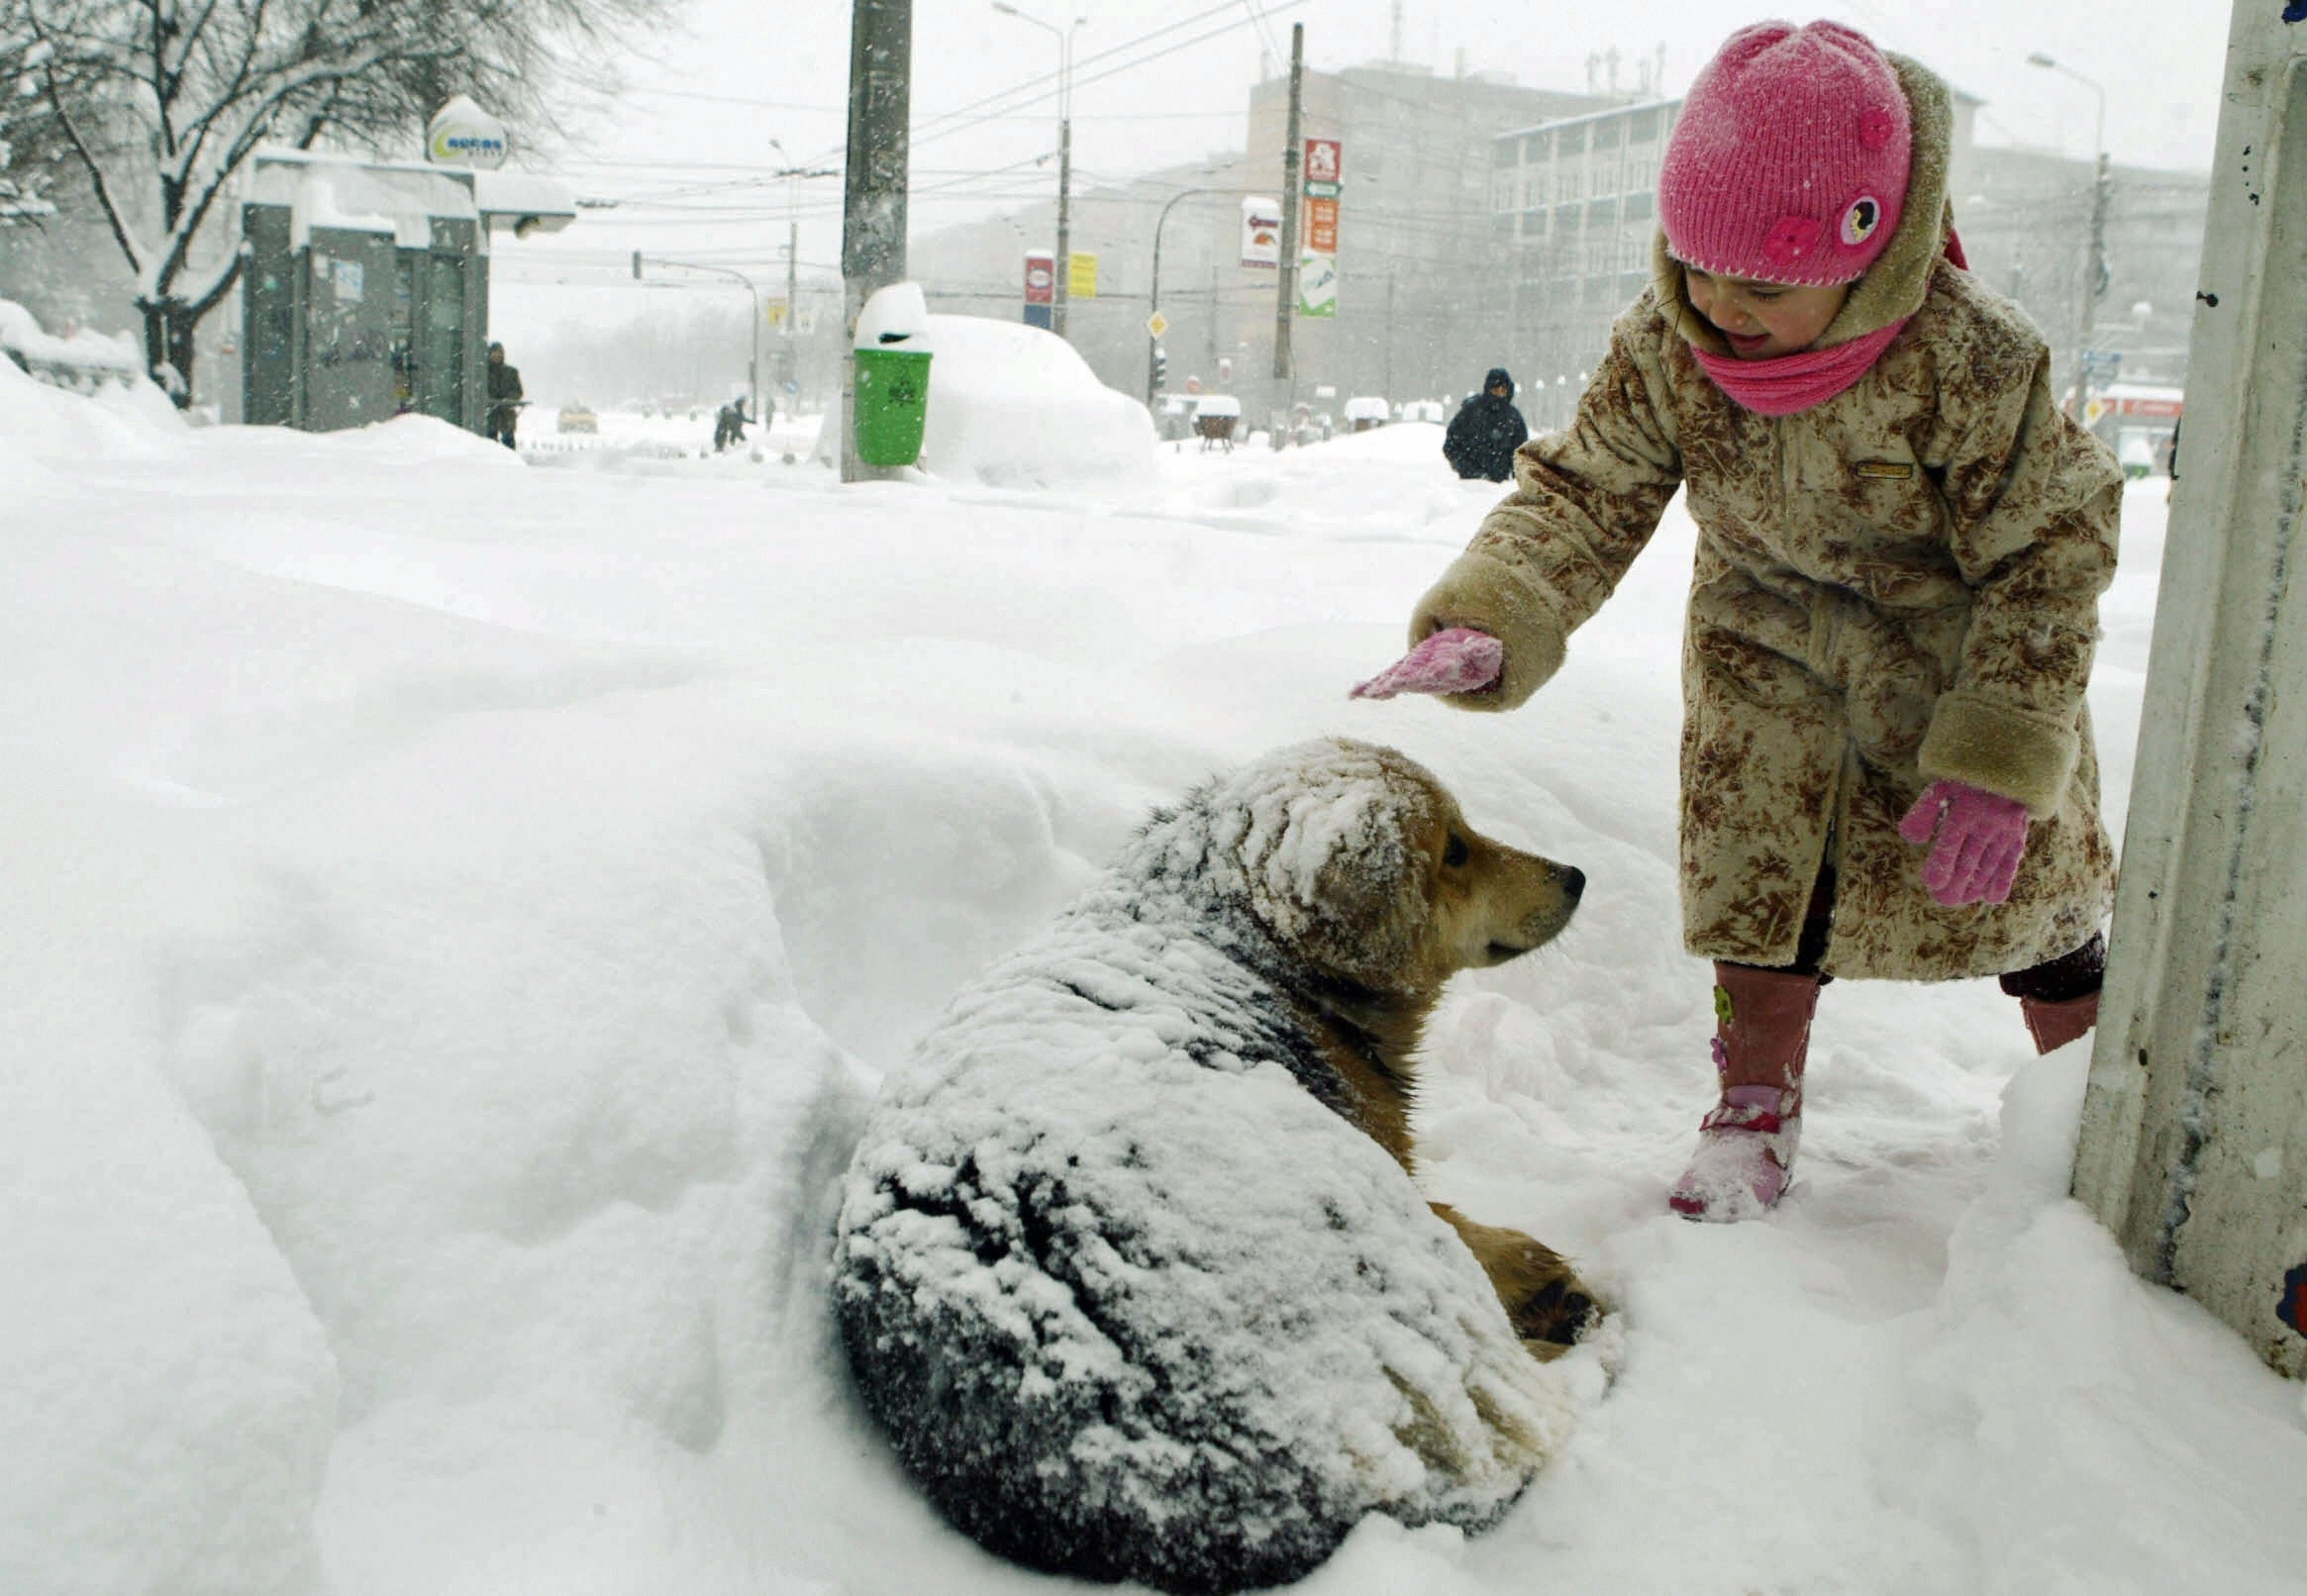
xmin=5 ymin=335 xmax=2303 ymax=1596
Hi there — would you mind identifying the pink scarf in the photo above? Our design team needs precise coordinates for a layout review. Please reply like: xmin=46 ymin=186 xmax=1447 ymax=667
xmin=1691 ymin=231 xmax=1966 ymax=417
xmin=1692 ymin=322 xmax=1907 ymax=417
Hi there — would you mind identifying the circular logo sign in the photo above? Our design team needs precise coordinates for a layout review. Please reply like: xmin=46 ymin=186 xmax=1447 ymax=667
xmin=425 ymin=95 xmax=510 ymax=169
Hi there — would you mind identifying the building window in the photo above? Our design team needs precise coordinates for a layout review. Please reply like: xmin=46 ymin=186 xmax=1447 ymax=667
xmin=1525 ymin=130 xmax=1552 ymax=162
xmin=1627 ymin=189 xmax=1654 ymax=222
xmin=1631 ymin=107 xmax=1660 ymax=143
xmin=1589 ymin=195 xmax=1618 ymax=229
xmin=1560 ymin=124 xmax=1587 ymax=155
xmin=1595 ymin=118 xmax=1622 ymax=150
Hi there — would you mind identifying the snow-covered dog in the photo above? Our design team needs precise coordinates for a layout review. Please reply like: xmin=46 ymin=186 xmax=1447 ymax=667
xmin=833 ymin=738 xmax=1600 ymax=1595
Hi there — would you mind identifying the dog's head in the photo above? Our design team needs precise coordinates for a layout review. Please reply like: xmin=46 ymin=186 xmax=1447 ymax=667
xmin=1205 ymin=738 xmax=1583 ymax=998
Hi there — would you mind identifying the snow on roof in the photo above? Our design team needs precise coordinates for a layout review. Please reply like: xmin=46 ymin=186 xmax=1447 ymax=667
xmin=246 ymin=150 xmax=577 ymax=245
xmin=469 ymin=170 xmax=577 ymax=234
xmin=249 ymin=154 xmax=476 ymax=249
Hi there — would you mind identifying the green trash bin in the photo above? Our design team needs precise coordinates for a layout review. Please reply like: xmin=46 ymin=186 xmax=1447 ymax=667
xmin=853 ymin=345 xmax=933 ymax=466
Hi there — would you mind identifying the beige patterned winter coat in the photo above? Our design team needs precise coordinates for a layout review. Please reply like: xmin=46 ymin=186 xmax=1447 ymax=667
xmin=1408 ymin=56 xmax=2121 ymax=981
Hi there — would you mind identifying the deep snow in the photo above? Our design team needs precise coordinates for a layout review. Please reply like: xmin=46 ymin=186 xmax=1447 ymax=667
xmin=4 ymin=334 xmax=2304 ymax=1596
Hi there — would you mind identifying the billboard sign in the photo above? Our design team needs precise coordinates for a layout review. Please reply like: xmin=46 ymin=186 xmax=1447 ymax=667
xmin=1241 ymin=197 xmax=1281 ymax=268
xmin=1302 ymin=138 xmax=1342 ymax=197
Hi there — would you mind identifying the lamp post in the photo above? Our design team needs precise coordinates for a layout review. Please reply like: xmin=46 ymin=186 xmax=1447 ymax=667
xmin=766 ymin=139 xmax=839 ymax=411
xmin=992 ymin=1 xmax=1082 ymax=338
xmin=2028 ymin=50 xmax=2109 ymax=411
xmin=1148 ymin=185 xmax=1254 ymax=407
xmin=633 ymin=251 xmax=761 ymax=424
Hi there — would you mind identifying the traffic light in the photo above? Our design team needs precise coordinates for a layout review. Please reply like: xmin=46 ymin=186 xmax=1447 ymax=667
xmin=1153 ymin=345 xmax=1168 ymax=393
xmin=632 ymin=250 xmax=643 ymax=279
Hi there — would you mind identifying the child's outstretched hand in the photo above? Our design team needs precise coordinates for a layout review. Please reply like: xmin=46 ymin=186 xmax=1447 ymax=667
xmin=1899 ymin=779 xmax=2030 ymax=906
xmin=1350 ymin=627 xmax=1504 ymax=700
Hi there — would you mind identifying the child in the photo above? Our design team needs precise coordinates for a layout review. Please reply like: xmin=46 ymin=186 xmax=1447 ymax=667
xmin=1357 ymin=20 xmax=2122 ymax=1221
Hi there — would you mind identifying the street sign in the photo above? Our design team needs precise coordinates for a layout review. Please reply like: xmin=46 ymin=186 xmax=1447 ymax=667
xmin=1146 ymin=311 xmax=1170 ymax=339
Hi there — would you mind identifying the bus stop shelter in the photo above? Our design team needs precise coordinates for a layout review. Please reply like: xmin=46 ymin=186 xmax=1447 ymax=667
xmin=239 ymin=150 xmax=573 ymax=435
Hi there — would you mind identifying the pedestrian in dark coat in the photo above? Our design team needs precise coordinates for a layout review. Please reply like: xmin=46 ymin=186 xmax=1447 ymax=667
xmin=484 ymin=343 xmax=523 ymax=449
xmin=1442 ymin=369 xmax=1530 ymax=482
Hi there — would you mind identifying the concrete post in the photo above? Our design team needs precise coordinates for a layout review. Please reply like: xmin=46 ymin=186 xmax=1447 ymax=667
xmin=2071 ymin=0 xmax=2307 ymax=1378
xmin=841 ymin=0 xmax=912 ymax=483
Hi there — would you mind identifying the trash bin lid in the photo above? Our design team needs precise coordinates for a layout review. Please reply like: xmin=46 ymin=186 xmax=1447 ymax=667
xmin=854 ymin=281 xmax=928 ymax=350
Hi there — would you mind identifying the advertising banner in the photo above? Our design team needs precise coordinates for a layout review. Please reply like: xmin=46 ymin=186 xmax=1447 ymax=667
xmin=1298 ymin=251 xmax=1338 ymax=319
xmin=1302 ymin=138 xmax=1342 ymax=196
xmin=1067 ymin=251 xmax=1098 ymax=299
xmin=1304 ymin=196 xmax=1338 ymax=255
xmin=1023 ymin=251 xmax=1053 ymax=329
xmin=1241 ymin=197 xmax=1281 ymax=268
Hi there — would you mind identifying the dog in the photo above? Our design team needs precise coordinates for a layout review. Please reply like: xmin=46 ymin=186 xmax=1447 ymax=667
xmin=833 ymin=738 xmax=1599 ymax=1595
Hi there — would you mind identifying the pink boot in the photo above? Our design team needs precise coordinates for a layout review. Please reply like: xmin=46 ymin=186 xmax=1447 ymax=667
xmin=1669 ymin=963 xmax=1822 ymax=1222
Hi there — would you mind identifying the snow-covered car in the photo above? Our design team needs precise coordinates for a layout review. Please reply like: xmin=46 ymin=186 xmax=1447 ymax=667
xmin=555 ymin=403 xmax=598 ymax=435
xmin=913 ymin=313 xmax=1156 ymax=487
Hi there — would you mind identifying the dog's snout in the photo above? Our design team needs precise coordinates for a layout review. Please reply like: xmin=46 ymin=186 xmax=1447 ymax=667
xmin=1559 ymin=865 xmax=1585 ymax=902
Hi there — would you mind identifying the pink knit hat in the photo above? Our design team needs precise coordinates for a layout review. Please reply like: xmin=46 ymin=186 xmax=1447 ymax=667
xmin=1658 ymin=20 xmax=1912 ymax=286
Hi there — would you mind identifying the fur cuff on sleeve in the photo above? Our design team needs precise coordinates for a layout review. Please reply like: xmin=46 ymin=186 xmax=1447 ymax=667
xmin=1408 ymin=550 xmax=1569 ymax=712
xmin=1917 ymin=692 xmax=2080 ymax=818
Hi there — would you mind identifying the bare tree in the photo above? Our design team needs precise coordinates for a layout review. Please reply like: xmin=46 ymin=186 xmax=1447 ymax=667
xmin=2 ymin=9 xmax=84 ymax=224
xmin=14 ymin=0 xmax=670 ymax=403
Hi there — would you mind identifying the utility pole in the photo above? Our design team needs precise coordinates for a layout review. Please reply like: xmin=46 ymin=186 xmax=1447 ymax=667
xmin=992 ymin=4 xmax=1078 ymax=338
xmin=1271 ymin=22 xmax=1304 ymax=426
xmin=841 ymin=0 xmax=912 ymax=481
xmin=2070 ymin=0 xmax=2307 ymax=1379
xmin=1055 ymin=114 xmax=1072 ymax=337
xmin=2028 ymin=51 xmax=2107 ymax=409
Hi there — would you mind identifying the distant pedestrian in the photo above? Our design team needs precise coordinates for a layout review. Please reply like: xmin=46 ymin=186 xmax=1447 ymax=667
xmin=484 ymin=343 xmax=523 ymax=449
xmin=1442 ymin=368 xmax=1529 ymax=482
xmin=714 ymin=399 xmax=749 ymax=452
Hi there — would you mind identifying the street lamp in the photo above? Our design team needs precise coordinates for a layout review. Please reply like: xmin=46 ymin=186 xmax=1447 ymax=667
xmin=992 ymin=2 xmax=1084 ymax=338
xmin=2028 ymin=50 xmax=2110 ymax=410
xmin=766 ymin=138 xmax=839 ymax=411
xmin=634 ymin=252 xmax=762 ymax=424
xmin=1148 ymin=185 xmax=1254 ymax=407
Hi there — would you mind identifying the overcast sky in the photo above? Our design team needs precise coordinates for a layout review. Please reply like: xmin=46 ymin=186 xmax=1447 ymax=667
xmin=486 ymin=0 xmax=2232 ymax=341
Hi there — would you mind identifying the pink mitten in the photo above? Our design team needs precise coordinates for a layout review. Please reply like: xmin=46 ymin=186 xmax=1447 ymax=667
xmin=1350 ymin=627 xmax=1504 ymax=700
xmin=1898 ymin=779 xmax=2029 ymax=906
